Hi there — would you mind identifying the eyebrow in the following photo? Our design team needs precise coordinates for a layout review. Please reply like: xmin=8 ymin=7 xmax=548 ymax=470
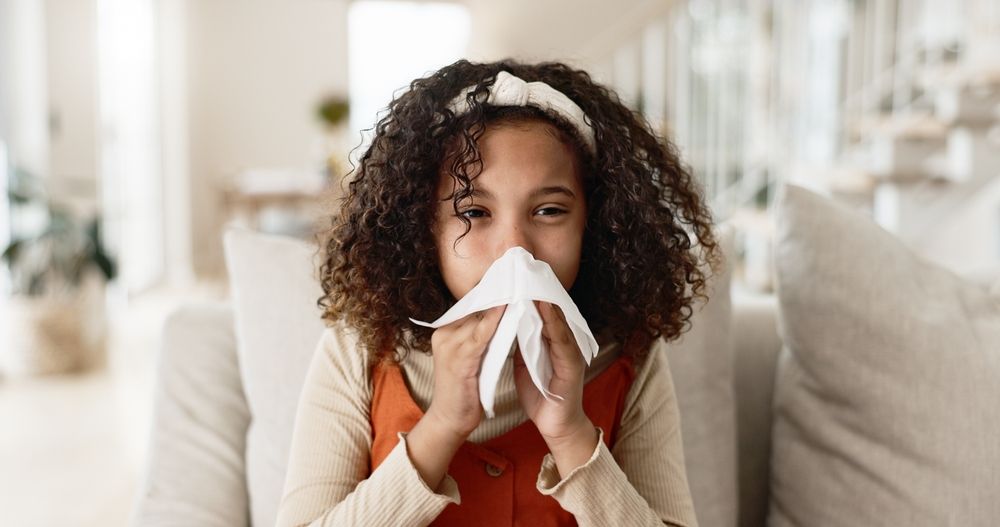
xmin=469 ymin=185 xmax=577 ymax=201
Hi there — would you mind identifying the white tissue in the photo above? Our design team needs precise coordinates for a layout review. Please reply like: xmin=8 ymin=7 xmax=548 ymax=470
xmin=409 ymin=246 xmax=599 ymax=418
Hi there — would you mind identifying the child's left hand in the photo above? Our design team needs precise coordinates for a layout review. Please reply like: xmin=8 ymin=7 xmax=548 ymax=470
xmin=514 ymin=301 xmax=599 ymax=477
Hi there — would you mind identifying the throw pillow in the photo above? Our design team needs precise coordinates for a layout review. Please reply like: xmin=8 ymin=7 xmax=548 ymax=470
xmin=768 ymin=184 xmax=1000 ymax=526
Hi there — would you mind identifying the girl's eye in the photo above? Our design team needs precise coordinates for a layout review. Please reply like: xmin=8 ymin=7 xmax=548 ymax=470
xmin=454 ymin=207 xmax=567 ymax=219
xmin=536 ymin=207 xmax=567 ymax=217
xmin=457 ymin=208 xmax=487 ymax=219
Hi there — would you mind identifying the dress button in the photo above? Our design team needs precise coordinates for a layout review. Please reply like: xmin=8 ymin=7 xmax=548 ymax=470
xmin=485 ymin=463 xmax=504 ymax=477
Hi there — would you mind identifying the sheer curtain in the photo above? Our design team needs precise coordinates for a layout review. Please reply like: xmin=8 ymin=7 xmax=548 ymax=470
xmin=96 ymin=0 xmax=164 ymax=293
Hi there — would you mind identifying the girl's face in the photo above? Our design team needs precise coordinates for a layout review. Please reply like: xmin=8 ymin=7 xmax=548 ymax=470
xmin=433 ymin=120 xmax=587 ymax=301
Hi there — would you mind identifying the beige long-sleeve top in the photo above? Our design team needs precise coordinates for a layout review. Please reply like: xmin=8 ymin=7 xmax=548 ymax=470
xmin=276 ymin=320 xmax=699 ymax=527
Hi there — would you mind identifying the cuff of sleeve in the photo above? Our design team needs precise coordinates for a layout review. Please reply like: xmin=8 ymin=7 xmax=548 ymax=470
xmin=536 ymin=427 xmax=667 ymax=525
xmin=536 ymin=426 xmax=605 ymax=495
xmin=395 ymin=431 xmax=461 ymax=505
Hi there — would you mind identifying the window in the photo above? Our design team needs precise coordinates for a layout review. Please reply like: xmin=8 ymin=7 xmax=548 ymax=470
xmin=347 ymin=1 xmax=470 ymax=163
xmin=96 ymin=0 xmax=163 ymax=292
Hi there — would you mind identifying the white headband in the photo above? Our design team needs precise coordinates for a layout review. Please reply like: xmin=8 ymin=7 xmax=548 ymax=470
xmin=447 ymin=71 xmax=597 ymax=155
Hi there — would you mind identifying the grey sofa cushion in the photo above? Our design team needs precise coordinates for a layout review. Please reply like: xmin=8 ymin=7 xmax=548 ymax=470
xmin=768 ymin=184 xmax=1000 ymax=526
xmin=666 ymin=225 xmax=739 ymax=527
xmin=131 ymin=303 xmax=251 ymax=527
xmin=730 ymin=292 xmax=781 ymax=527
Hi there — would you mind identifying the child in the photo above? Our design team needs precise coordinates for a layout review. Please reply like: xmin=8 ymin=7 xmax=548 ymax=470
xmin=277 ymin=59 xmax=722 ymax=527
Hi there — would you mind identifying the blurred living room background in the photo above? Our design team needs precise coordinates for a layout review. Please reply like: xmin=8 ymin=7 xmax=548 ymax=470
xmin=1 ymin=0 xmax=999 ymax=525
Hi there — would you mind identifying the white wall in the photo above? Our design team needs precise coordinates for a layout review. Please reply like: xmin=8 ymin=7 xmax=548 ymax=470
xmin=183 ymin=0 xmax=349 ymax=277
xmin=44 ymin=0 xmax=98 ymax=214
xmin=466 ymin=0 xmax=671 ymax=81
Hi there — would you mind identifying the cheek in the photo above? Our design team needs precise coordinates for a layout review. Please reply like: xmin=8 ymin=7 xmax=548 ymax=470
xmin=434 ymin=223 xmax=487 ymax=299
xmin=551 ymin=242 xmax=583 ymax=290
xmin=562 ymin=215 xmax=587 ymax=287
xmin=435 ymin=221 xmax=477 ymax=264
xmin=540 ymin=224 xmax=585 ymax=290
xmin=439 ymin=255 xmax=487 ymax=300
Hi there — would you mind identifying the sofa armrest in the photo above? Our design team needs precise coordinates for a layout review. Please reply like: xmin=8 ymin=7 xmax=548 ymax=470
xmin=130 ymin=302 xmax=251 ymax=527
xmin=731 ymin=291 xmax=782 ymax=527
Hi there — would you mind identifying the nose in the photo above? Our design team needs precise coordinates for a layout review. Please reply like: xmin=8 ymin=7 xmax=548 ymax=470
xmin=495 ymin=218 xmax=535 ymax=259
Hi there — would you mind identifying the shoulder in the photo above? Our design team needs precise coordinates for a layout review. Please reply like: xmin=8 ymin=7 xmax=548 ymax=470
xmin=634 ymin=337 xmax=673 ymax=381
xmin=586 ymin=332 xmax=676 ymax=396
xmin=621 ymin=337 xmax=680 ymax=418
xmin=308 ymin=320 xmax=374 ymax=397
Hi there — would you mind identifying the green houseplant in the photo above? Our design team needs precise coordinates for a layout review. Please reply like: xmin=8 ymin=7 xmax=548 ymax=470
xmin=2 ymin=166 xmax=117 ymax=375
xmin=315 ymin=94 xmax=351 ymax=186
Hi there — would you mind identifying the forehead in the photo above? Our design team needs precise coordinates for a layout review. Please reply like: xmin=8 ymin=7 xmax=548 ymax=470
xmin=437 ymin=119 xmax=583 ymax=199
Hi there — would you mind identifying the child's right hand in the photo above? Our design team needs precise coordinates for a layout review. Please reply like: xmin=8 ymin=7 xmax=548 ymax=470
xmin=405 ymin=305 xmax=505 ymax=492
xmin=424 ymin=304 xmax=506 ymax=440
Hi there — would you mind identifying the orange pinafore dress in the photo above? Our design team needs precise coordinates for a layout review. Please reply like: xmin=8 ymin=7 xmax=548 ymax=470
xmin=368 ymin=353 xmax=637 ymax=526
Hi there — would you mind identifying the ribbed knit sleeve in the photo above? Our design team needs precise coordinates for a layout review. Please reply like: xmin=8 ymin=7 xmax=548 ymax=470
xmin=275 ymin=326 xmax=458 ymax=527
xmin=535 ymin=339 xmax=699 ymax=527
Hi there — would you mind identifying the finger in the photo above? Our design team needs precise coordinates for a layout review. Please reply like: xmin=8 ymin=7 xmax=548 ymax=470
xmin=548 ymin=302 xmax=569 ymax=327
xmin=450 ymin=305 xmax=497 ymax=335
xmin=533 ymin=300 xmax=549 ymax=337
xmin=551 ymin=303 xmax=568 ymax=324
xmin=512 ymin=345 xmax=542 ymax=406
xmin=462 ymin=304 xmax=504 ymax=332
xmin=443 ymin=310 xmax=479 ymax=335
xmin=537 ymin=302 xmax=572 ymax=346
xmin=436 ymin=306 xmax=498 ymax=355
xmin=479 ymin=304 xmax=506 ymax=330
xmin=537 ymin=303 xmax=585 ymax=383
xmin=471 ymin=304 xmax=506 ymax=343
xmin=434 ymin=311 xmax=478 ymax=352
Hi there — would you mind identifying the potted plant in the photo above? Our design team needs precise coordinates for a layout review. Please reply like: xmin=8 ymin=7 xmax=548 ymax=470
xmin=315 ymin=94 xmax=351 ymax=186
xmin=2 ymin=166 xmax=117 ymax=376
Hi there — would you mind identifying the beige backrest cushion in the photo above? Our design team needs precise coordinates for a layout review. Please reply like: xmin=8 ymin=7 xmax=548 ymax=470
xmin=768 ymin=184 xmax=1000 ymax=526
xmin=223 ymin=227 xmax=326 ymax=527
xmin=667 ymin=225 xmax=738 ymax=527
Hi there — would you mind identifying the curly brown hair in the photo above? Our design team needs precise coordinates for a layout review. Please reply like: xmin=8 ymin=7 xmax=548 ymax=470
xmin=317 ymin=58 xmax=723 ymax=363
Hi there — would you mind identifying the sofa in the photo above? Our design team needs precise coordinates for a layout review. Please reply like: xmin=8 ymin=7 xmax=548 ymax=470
xmin=131 ymin=184 xmax=1000 ymax=527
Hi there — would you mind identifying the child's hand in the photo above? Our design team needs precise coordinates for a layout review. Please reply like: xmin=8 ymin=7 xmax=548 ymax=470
xmin=424 ymin=305 xmax=506 ymax=441
xmin=407 ymin=305 xmax=504 ymax=491
xmin=515 ymin=301 xmax=599 ymax=477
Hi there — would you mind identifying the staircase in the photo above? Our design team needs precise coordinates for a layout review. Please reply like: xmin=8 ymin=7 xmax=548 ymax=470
xmin=820 ymin=3 xmax=1000 ymax=275
xmin=585 ymin=0 xmax=1000 ymax=288
xmin=839 ymin=77 xmax=1000 ymax=273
